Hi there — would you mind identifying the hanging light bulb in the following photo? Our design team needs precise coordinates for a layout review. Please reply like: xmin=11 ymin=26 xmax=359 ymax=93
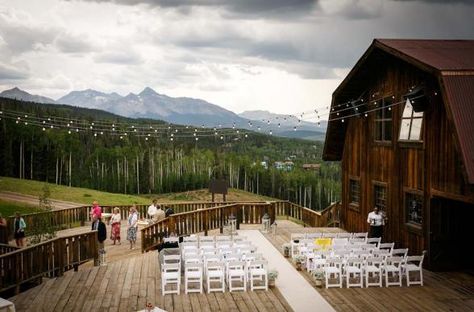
xmin=220 ymin=136 xmax=224 ymax=140
xmin=68 ymin=130 xmax=71 ymax=134
xmin=170 ymin=137 xmax=174 ymax=141
xmin=42 ymin=127 xmax=46 ymax=131
xmin=244 ymin=134 xmax=248 ymax=138
xmin=145 ymin=137 xmax=148 ymax=141
xmin=293 ymin=126 xmax=297 ymax=131
xmin=342 ymin=119 xmax=345 ymax=123
xmin=195 ymin=137 xmax=199 ymax=141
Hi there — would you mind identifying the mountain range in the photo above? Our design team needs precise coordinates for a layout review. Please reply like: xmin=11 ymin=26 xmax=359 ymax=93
xmin=0 ymin=87 xmax=326 ymax=140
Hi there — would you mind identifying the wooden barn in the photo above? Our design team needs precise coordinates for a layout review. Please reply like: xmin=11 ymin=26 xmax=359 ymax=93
xmin=323 ymin=39 xmax=474 ymax=271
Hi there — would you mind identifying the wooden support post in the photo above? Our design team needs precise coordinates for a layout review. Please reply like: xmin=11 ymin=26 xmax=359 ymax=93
xmin=204 ymin=210 xmax=209 ymax=236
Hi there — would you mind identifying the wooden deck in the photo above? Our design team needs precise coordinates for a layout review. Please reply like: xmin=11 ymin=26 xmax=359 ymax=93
xmin=263 ymin=220 xmax=474 ymax=312
xmin=7 ymin=220 xmax=474 ymax=311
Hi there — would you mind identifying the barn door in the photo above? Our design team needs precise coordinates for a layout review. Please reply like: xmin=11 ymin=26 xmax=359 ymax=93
xmin=430 ymin=197 xmax=473 ymax=271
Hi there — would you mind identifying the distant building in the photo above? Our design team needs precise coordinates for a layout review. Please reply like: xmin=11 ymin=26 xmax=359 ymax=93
xmin=302 ymin=164 xmax=321 ymax=171
xmin=323 ymin=39 xmax=474 ymax=271
xmin=274 ymin=161 xmax=294 ymax=171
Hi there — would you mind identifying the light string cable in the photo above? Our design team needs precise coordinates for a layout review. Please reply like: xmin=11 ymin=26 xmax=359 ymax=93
xmin=0 ymin=111 xmax=251 ymax=139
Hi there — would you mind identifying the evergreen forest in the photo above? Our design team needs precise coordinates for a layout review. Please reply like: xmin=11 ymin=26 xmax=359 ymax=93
xmin=0 ymin=97 xmax=341 ymax=210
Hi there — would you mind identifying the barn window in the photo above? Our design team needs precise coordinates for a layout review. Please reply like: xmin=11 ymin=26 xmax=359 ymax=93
xmin=349 ymin=179 xmax=360 ymax=206
xmin=399 ymin=99 xmax=424 ymax=141
xmin=374 ymin=97 xmax=393 ymax=142
xmin=374 ymin=183 xmax=387 ymax=211
xmin=405 ymin=191 xmax=423 ymax=225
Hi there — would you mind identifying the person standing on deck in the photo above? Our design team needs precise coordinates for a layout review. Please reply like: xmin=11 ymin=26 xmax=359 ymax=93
xmin=367 ymin=206 xmax=387 ymax=239
xmin=127 ymin=205 xmax=139 ymax=249
xmin=13 ymin=212 xmax=26 ymax=247
xmin=147 ymin=199 xmax=158 ymax=222
xmin=90 ymin=200 xmax=102 ymax=220
xmin=92 ymin=214 xmax=107 ymax=265
xmin=110 ymin=207 xmax=121 ymax=245
xmin=0 ymin=213 xmax=8 ymax=244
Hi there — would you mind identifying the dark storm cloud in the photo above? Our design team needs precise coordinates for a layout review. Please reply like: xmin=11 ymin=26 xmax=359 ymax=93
xmin=65 ymin=0 xmax=318 ymax=17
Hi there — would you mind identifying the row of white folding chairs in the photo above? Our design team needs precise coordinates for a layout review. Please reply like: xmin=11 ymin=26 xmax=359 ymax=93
xmin=291 ymin=233 xmax=369 ymax=257
xmin=305 ymin=248 xmax=409 ymax=267
xmin=296 ymin=241 xmax=398 ymax=259
xmin=181 ymin=245 xmax=258 ymax=260
xmin=162 ymin=259 xmax=268 ymax=294
xmin=182 ymin=235 xmax=248 ymax=244
xmin=181 ymin=240 xmax=254 ymax=251
xmin=311 ymin=254 xmax=424 ymax=289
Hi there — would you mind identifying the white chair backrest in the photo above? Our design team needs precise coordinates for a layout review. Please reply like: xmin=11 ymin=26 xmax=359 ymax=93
xmin=392 ymin=248 xmax=408 ymax=258
xmin=332 ymin=238 xmax=349 ymax=246
xmin=182 ymin=249 xmax=199 ymax=257
xmin=366 ymin=257 xmax=383 ymax=267
xmin=291 ymin=234 xmax=305 ymax=241
xmin=181 ymin=242 xmax=199 ymax=250
xmin=306 ymin=233 xmax=323 ymax=239
xmin=206 ymin=261 xmax=224 ymax=271
xmin=184 ymin=254 xmax=202 ymax=264
xmin=323 ymin=232 xmax=338 ymax=238
xmin=248 ymin=259 xmax=267 ymax=270
xmin=183 ymin=236 xmax=198 ymax=243
xmin=346 ymin=257 xmax=363 ymax=267
xmin=349 ymin=237 xmax=367 ymax=244
xmin=325 ymin=257 xmax=343 ymax=268
xmin=336 ymin=233 xmax=352 ymax=239
xmin=367 ymin=237 xmax=381 ymax=247
xmin=204 ymin=254 xmax=222 ymax=264
xmin=352 ymin=232 xmax=368 ymax=239
xmin=225 ymin=253 xmax=241 ymax=262
xmin=216 ymin=235 xmax=231 ymax=241
xmin=372 ymin=249 xmax=390 ymax=259
xmin=163 ymin=254 xmax=181 ymax=264
xmin=379 ymin=243 xmax=395 ymax=253
xmin=162 ymin=263 xmax=180 ymax=272
xmin=199 ymin=236 xmax=215 ymax=243
xmin=200 ymin=241 xmax=215 ymax=248
xmin=233 ymin=236 xmax=247 ymax=242
xmin=185 ymin=262 xmax=202 ymax=271
xmin=406 ymin=254 xmax=424 ymax=267
xmin=385 ymin=256 xmax=404 ymax=266
xmin=227 ymin=260 xmax=246 ymax=270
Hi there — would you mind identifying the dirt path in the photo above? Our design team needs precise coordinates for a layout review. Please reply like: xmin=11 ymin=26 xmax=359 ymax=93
xmin=0 ymin=191 xmax=82 ymax=210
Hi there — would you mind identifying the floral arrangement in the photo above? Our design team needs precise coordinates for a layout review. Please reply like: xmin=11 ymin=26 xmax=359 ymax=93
xmin=312 ymin=270 xmax=325 ymax=280
xmin=294 ymin=255 xmax=306 ymax=264
xmin=268 ymin=269 xmax=279 ymax=280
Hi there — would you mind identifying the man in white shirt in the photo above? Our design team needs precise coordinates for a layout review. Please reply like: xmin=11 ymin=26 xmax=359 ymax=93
xmin=148 ymin=199 xmax=158 ymax=221
xmin=367 ymin=206 xmax=387 ymax=239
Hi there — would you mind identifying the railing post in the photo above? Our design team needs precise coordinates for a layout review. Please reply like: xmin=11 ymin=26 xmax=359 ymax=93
xmin=80 ymin=206 xmax=86 ymax=226
xmin=204 ymin=210 xmax=208 ymax=236
xmin=57 ymin=239 xmax=65 ymax=276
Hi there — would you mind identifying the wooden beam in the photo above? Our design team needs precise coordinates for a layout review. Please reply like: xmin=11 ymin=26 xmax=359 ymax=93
xmin=431 ymin=188 xmax=474 ymax=204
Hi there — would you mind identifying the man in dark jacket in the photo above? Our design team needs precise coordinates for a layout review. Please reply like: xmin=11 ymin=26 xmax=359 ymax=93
xmin=92 ymin=215 xmax=107 ymax=265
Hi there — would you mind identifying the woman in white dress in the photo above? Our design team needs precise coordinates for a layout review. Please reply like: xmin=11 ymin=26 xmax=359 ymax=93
xmin=110 ymin=207 xmax=121 ymax=245
xmin=127 ymin=205 xmax=139 ymax=249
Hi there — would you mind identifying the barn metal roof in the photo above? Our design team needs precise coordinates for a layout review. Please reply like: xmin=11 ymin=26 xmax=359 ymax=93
xmin=323 ymin=39 xmax=474 ymax=184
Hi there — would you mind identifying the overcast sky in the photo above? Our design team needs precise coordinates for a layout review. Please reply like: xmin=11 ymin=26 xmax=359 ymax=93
xmin=0 ymin=0 xmax=473 ymax=116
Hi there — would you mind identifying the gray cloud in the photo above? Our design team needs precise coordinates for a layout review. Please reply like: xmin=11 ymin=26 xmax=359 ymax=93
xmin=65 ymin=0 xmax=318 ymax=18
xmin=93 ymin=50 xmax=143 ymax=65
xmin=55 ymin=33 xmax=95 ymax=54
xmin=0 ymin=62 xmax=30 ymax=80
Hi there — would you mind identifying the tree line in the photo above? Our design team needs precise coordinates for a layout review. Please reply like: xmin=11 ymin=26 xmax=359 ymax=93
xmin=0 ymin=97 xmax=341 ymax=210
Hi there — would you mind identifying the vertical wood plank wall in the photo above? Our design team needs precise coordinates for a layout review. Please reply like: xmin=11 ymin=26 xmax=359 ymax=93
xmin=340 ymin=60 xmax=474 ymax=257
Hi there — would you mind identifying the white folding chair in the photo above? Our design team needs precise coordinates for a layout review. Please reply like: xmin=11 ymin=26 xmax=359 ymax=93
xmin=402 ymin=253 xmax=425 ymax=286
xmin=345 ymin=257 xmax=364 ymax=288
xmin=383 ymin=256 xmax=403 ymax=287
xmin=204 ymin=254 xmax=222 ymax=274
xmin=183 ymin=236 xmax=198 ymax=243
xmin=199 ymin=236 xmax=215 ymax=244
xmin=161 ymin=263 xmax=181 ymax=295
xmin=367 ymin=237 xmax=381 ymax=248
xmin=349 ymin=237 xmax=367 ymax=244
xmin=248 ymin=260 xmax=268 ymax=291
xmin=336 ymin=232 xmax=352 ymax=239
xmin=216 ymin=235 xmax=231 ymax=242
xmin=206 ymin=261 xmax=225 ymax=293
xmin=372 ymin=248 xmax=390 ymax=261
xmin=184 ymin=254 xmax=202 ymax=265
xmin=227 ymin=261 xmax=247 ymax=292
xmin=322 ymin=232 xmax=338 ymax=239
xmin=184 ymin=263 xmax=203 ymax=294
xmin=379 ymin=243 xmax=395 ymax=255
xmin=364 ymin=257 xmax=383 ymax=287
xmin=332 ymin=238 xmax=349 ymax=246
xmin=290 ymin=234 xmax=305 ymax=258
xmin=392 ymin=248 xmax=409 ymax=258
xmin=324 ymin=258 xmax=343 ymax=288
xmin=163 ymin=254 xmax=181 ymax=265
xmin=306 ymin=233 xmax=323 ymax=239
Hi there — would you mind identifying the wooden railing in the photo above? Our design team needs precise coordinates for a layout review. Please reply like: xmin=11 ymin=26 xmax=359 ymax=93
xmin=0 ymin=231 xmax=98 ymax=295
xmin=0 ymin=244 xmax=20 ymax=255
xmin=141 ymin=202 xmax=276 ymax=252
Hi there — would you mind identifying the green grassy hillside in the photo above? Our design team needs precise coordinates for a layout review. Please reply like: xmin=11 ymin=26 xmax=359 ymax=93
xmin=0 ymin=176 xmax=150 ymax=205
